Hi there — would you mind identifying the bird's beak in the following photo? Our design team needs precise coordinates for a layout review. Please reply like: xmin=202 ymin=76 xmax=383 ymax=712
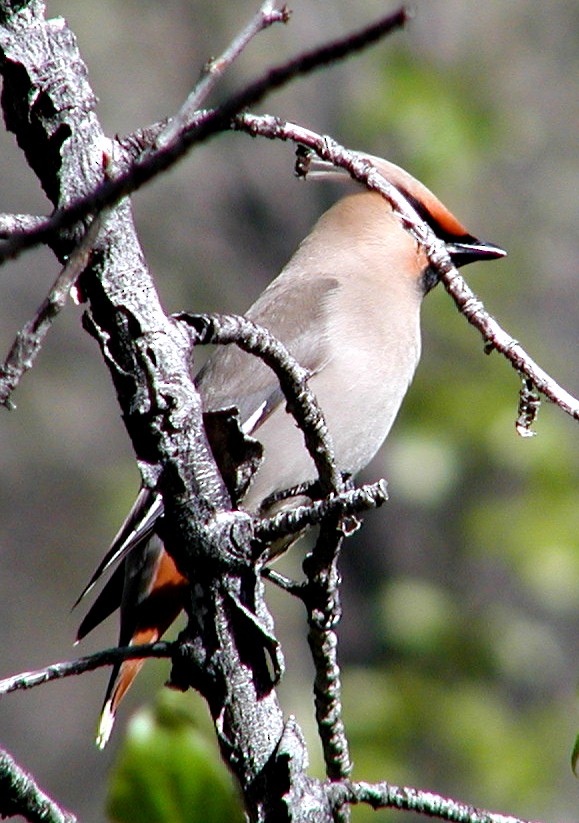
xmin=447 ymin=239 xmax=507 ymax=268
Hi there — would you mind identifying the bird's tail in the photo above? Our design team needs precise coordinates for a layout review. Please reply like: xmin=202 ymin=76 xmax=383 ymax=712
xmin=96 ymin=645 xmax=152 ymax=749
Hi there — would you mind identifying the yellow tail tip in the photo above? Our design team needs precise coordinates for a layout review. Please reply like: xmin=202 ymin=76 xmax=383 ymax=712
xmin=96 ymin=701 xmax=115 ymax=750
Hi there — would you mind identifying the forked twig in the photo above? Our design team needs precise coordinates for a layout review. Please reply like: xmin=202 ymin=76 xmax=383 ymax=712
xmin=0 ymin=7 xmax=408 ymax=265
xmin=153 ymin=1 xmax=290 ymax=151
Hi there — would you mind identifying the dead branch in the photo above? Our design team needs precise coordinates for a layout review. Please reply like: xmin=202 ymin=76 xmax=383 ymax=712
xmin=0 ymin=642 xmax=173 ymax=696
xmin=0 ymin=6 xmax=408 ymax=265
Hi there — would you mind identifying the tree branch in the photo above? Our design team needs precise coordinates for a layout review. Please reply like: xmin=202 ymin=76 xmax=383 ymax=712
xmin=0 ymin=747 xmax=76 ymax=823
xmin=0 ymin=5 xmax=292 ymax=820
xmin=438 ymin=270 xmax=578 ymax=422
xmin=151 ymin=0 xmax=290 ymax=152
xmin=327 ymin=780 xmax=543 ymax=823
xmin=303 ymin=521 xmax=350 ymax=793
xmin=0 ymin=3 xmax=559 ymax=822
xmin=178 ymin=311 xmax=360 ymax=806
xmin=0 ymin=6 xmax=408 ymax=265
xmin=0 ymin=214 xmax=103 ymax=407
xmin=1 ymin=4 xmax=413 ymax=819
xmin=0 ymin=213 xmax=45 ymax=237
xmin=0 ymin=642 xmax=173 ymax=696
xmin=256 ymin=480 xmax=388 ymax=544
xmin=176 ymin=311 xmax=343 ymax=496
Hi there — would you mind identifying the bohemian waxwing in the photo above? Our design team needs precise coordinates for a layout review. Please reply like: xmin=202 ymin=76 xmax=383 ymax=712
xmin=75 ymin=153 xmax=506 ymax=746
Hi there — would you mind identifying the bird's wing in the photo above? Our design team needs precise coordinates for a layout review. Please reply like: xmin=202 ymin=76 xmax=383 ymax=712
xmin=75 ymin=561 xmax=125 ymax=642
xmin=75 ymin=275 xmax=339 ymax=643
xmin=196 ymin=273 xmax=340 ymax=434
xmin=73 ymin=488 xmax=163 ymax=609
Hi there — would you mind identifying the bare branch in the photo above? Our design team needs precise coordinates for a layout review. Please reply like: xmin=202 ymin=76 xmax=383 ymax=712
xmin=0 ymin=747 xmax=77 ymax=823
xmin=0 ymin=642 xmax=173 ymax=696
xmin=438 ymin=269 xmax=579 ymax=422
xmin=0 ymin=7 xmax=408 ymax=265
xmin=0 ymin=9 xmax=314 ymax=817
xmin=180 ymin=311 xmax=393 ymax=793
xmin=303 ymin=525 xmax=350 ymax=790
xmin=176 ymin=311 xmax=343 ymax=496
xmin=0 ymin=6 xmax=559 ymax=821
xmin=0 ymin=215 xmax=103 ymax=408
xmin=0 ymin=213 xmax=45 ymax=237
xmin=153 ymin=0 xmax=290 ymax=152
xmin=182 ymin=306 xmax=355 ymax=789
xmin=232 ymin=113 xmax=579 ymax=426
xmin=328 ymin=780 xmax=544 ymax=823
xmin=256 ymin=480 xmax=388 ymax=544
xmin=262 ymin=567 xmax=305 ymax=597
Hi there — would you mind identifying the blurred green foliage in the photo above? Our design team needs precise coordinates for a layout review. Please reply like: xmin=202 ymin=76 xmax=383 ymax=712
xmin=107 ymin=692 xmax=243 ymax=823
xmin=350 ymin=51 xmax=497 ymax=186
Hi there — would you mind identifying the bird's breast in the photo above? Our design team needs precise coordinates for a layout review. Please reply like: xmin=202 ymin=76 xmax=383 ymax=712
xmin=242 ymin=284 xmax=422 ymax=514
xmin=314 ymin=296 xmax=422 ymax=476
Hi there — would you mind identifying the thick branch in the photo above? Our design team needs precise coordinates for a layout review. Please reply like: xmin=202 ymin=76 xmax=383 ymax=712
xmin=178 ymin=312 xmax=360 ymax=798
xmin=0 ymin=212 xmax=44 ymax=237
xmin=0 ymin=6 xmax=303 ymax=821
xmin=0 ymin=3 xmax=417 ymax=819
xmin=179 ymin=312 xmax=356 ymax=801
xmin=0 ymin=5 xmax=551 ymax=823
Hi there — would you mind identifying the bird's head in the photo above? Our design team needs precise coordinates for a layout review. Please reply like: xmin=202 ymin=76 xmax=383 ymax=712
xmin=304 ymin=151 xmax=506 ymax=292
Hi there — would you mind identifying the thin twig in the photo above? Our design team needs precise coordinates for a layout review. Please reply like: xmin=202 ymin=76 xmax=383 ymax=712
xmin=304 ymin=525 xmax=351 ymax=797
xmin=0 ymin=215 xmax=103 ymax=408
xmin=153 ymin=0 xmax=290 ymax=151
xmin=0 ymin=7 xmax=408 ymax=265
xmin=0 ymin=747 xmax=77 ymax=823
xmin=0 ymin=641 xmax=173 ymax=696
xmin=262 ymin=567 xmax=305 ymax=597
xmin=439 ymin=269 xmax=579 ymax=422
xmin=328 ymin=779 xmax=543 ymax=823
xmin=256 ymin=479 xmax=388 ymax=544
xmin=232 ymin=112 xmax=579 ymax=425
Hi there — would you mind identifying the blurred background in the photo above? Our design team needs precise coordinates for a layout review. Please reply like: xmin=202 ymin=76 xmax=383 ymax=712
xmin=0 ymin=1 xmax=578 ymax=821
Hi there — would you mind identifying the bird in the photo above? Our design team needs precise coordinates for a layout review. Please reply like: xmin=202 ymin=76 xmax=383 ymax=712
xmin=74 ymin=152 xmax=506 ymax=747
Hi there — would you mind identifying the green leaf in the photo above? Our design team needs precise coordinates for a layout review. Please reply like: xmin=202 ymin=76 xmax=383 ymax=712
xmin=106 ymin=692 xmax=243 ymax=823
